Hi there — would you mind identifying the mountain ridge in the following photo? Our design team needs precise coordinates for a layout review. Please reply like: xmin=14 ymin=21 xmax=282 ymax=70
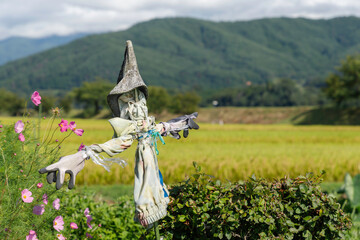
xmin=1 ymin=16 xmax=360 ymax=96
xmin=0 ymin=33 xmax=88 ymax=66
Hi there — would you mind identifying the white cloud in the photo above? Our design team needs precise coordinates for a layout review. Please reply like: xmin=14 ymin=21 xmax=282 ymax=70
xmin=0 ymin=0 xmax=360 ymax=40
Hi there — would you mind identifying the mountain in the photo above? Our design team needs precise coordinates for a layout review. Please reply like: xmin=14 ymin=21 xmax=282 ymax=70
xmin=0 ymin=33 xmax=88 ymax=65
xmin=1 ymin=17 xmax=360 ymax=96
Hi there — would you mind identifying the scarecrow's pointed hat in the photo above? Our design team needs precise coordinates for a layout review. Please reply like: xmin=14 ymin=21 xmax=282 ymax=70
xmin=107 ymin=40 xmax=148 ymax=117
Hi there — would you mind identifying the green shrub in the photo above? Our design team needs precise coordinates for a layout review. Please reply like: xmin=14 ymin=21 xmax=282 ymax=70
xmin=60 ymin=192 xmax=147 ymax=239
xmin=160 ymin=163 xmax=352 ymax=239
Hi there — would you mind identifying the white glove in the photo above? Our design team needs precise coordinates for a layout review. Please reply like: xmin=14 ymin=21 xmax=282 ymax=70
xmin=39 ymin=151 xmax=86 ymax=190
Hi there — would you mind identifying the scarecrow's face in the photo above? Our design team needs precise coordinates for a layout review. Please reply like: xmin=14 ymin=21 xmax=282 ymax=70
xmin=117 ymin=89 xmax=148 ymax=121
xmin=119 ymin=90 xmax=135 ymax=103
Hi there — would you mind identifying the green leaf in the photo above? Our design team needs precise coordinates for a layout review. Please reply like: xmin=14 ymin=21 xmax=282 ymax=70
xmin=178 ymin=215 xmax=186 ymax=222
xmin=299 ymin=184 xmax=308 ymax=193
xmin=352 ymin=174 xmax=360 ymax=207
xmin=302 ymin=230 xmax=312 ymax=240
xmin=202 ymin=213 xmax=210 ymax=220
xmin=344 ymin=173 xmax=354 ymax=203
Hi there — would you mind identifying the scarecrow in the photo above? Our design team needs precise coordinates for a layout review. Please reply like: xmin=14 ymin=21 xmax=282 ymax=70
xmin=39 ymin=40 xmax=199 ymax=229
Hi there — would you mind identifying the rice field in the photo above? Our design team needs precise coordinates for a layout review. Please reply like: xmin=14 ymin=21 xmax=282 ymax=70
xmin=2 ymin=116 xmax=360 ymax=185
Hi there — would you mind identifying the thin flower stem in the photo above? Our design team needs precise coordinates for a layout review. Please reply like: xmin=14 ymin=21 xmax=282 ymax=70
xmin=25 ymin=145 xmax=40 ymax=177
xmin=45 ymin=126 xmax=59 ymax=146
xmin=37 ymin=104 xmax=42 ymax=139
xmin=50 ymin=147 xmax=62 ymax=164
xmin=28 ymin=182 xmax=37 ymax=191
xmin=50 ymin=131 xmax=72 ymax=153
xmin=33 ymin=189 xmax=57 ymax=204
xmin=6 ymin=200 xmax=24 ymax=238
xmin=38 ymin=123 xmax=58 ymax=153
xmin=41 ymin=115 xmax=55 ymax=145
xmin=0 ymin=186 xmax=6 ymax=205
xmin=0 ymin=147 xmax=11 ymax=203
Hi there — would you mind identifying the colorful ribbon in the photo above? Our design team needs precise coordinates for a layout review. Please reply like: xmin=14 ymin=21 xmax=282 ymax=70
xmin=149 ymin=129 xmax=165 ymax=155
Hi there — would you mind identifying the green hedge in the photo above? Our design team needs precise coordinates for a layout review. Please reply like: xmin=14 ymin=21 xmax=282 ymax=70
xmin=160 ymin=163 xmax=352 ymax=239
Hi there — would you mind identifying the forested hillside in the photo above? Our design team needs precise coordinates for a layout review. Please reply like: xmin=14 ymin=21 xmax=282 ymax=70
xmin=1 ymin=17 xmax=360 ymax=96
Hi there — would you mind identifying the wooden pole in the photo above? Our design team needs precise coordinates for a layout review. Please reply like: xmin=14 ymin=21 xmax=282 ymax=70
xmin=38 ymin=104 xmax=42 ymax=139
xmin=154 ymin=221 xmax=160 ymax=240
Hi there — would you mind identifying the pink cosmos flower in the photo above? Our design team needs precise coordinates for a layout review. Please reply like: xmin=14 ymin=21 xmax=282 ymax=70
xmin=57 ymin=234 xmax=66 ymax=240
xmin=21 ymin=189 xmax=34 ymax=203
xmin=86 ymin=233 xmax=93 ymax=239
xmin=36 ymin=182 xmax=43 ymax=188
xmin=31 ymin=91 xmax=41 ymax=106
xmin=18 ymin=133 xmax=25 ymax=142
xmin=14 ymin=120 xmax=24 ymax=133
xmin=58 ymin=119 xmax=69 ymax=132
xmin=78 ymin=143 xmax=85 ymax=151
xmin=42 ymin=193 xmax=48 ymax=205
xmin=84 ymin=208 xmax=93 ymax=228
xmin=86 ymin=215 xmax=93 ymax=229
xmin=74 ymin=129 xmax=84 ymax=136
xmin=20 ymin=169 xmax=23 ymax=173
xmin=70 ymin=222 xmax=78 ymax=229
xmin=26 ymin=230 xmax=38 ymax=240
xmin=69 ymin=121 xmax=84 ymax=136
xmin=69 ymin=121 xmax=76 ymax=130
xmin=53 ymin=216 xmax=64 ymax=232
xmin=53 ymin=198 xmax=60 ymax=210
xmin=33 ymin=205 xmax=45 ymax=215
xmin=84 ymin=208 xmax=90 ymax=218
xmin=0 ymin=124 xmax=3 ymax=128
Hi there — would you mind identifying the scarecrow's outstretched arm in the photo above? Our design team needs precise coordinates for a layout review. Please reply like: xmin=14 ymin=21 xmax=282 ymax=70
xmin=39 ymin=135 xmax=133 ymax=190
xmin=161 ymin=112 xmax=199 ymax=139
xmin=88 ymin=134 xmax=133 ymax=156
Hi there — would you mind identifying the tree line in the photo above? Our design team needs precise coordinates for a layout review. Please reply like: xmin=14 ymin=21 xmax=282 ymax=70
xmin=206 ymin=78 xmax=326 ymax=107
xmin=205 ymin=54 xmax=360 ymax=108
xmin=0 ymin=78 xmax=201 ymax=117
xmin=1 ymin=54 xmax=360 ymax=117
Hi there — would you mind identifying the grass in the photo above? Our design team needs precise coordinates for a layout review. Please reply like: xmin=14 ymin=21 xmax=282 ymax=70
xmin=77 ymin=184 xmax=133 ymax=204
xmin=1 ymin=116 xmax=360 ymax=185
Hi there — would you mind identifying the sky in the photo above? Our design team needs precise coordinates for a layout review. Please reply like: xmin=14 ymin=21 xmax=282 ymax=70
xmin=1 ymin=0 xmax=360 ymax=40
